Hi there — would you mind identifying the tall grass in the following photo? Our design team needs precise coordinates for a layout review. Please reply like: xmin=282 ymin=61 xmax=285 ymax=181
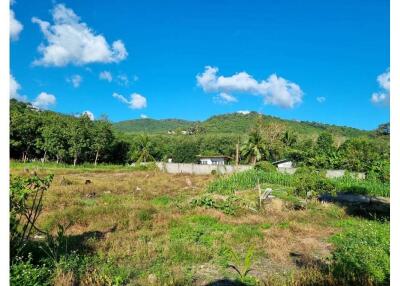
xmin=207 ymin=170 xmax=389 ymax=197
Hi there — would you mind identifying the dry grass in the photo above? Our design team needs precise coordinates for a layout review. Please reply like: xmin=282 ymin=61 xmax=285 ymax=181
xmin=11 ymin=168 xmax=355 ymax=285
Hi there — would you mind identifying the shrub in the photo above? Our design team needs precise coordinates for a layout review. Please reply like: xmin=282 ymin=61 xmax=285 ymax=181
xmin=191 ymin=195 xmax=238 ymax=215
xmin=10 ymin=174 xmax=54 ymax=257
xmin=254 ymin=161 xmax=276 ymax=173
xmin=10 ymin=254 xmax=52 ymax=286
xmin=330 ymin=221 xmax=389 ymax=285
xmin=293 ymin=172 xmax=335 ymax=198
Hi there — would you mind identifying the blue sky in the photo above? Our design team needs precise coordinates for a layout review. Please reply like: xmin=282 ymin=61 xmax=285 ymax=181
xmin=10 ymin=0 xmax=389 ymax=130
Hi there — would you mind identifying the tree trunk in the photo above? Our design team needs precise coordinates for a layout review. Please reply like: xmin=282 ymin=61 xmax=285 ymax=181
xmin=94 ymin=150 xmax=99 ymax=166
xmin=42 ymin=151 xmax=47 ymax=164
xmin=56 ymin=155 xmax=60 ymax=164
xmin=73 ymin=154 xmax=77 ymax=167
xmin=252 ymin=156 xmax=257 ymax=165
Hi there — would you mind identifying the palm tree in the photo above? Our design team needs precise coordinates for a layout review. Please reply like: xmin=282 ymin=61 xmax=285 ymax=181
xmin=241 ymin=128 xmax=266 ymax=164
xmin=135 ymin=134 xmax=155 ymax=163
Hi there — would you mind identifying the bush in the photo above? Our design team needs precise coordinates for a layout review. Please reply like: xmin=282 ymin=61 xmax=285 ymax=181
xmin=10 ymin=174 xmax=54 ymax=257
xmin=330 ymin=221 xmax=389 ymax=285
xmin=10 ymin=255 xmax=52 ymax=286
xmin=293 ymin=172 xmax=335 ymax=198
xmin=254 ymin=161 xmax=276 ymax=173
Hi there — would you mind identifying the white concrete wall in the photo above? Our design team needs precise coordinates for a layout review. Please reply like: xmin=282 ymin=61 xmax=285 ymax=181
xmin=156 ymin=162 xmax=252 ymax=175
xmin=277 ymin=167 xmax=365 ymax=179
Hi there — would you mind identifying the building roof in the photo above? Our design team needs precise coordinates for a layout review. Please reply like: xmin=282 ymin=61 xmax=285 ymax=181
xmin=272 ymin=159 xmax=292 ymax=165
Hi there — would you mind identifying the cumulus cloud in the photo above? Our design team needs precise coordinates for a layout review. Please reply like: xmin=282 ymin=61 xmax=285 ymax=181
xmin=99 ymin=71 xmax=112 ymax=82
xmin=214 ymin=92 xmax=238 ymax=104
xmin=31 ymin=4 xmax=128 ymax=66
xmin=196 ymin=66 xmax=303 ymax=108
xmin=316 ymin=96 xmax=326 ymax=103
xmin=67 ymin=74 xmax=82 ymax=87
xmin=112 ymin=92 xmax=147 ymax=109
xmin=140 ymin=114 xmax=148 ymax=119
xmin=32 ymin=92 xmax=56 ymax=109
xmin=10 ymin=74 xmax=27 ymax=101
xmin=371 ymin=70 xmax=390 ymax=105
xmin=10 ymin=9 xmax=23 ymax=40
xmin=237 ymin=110 xmax=251 ymax=115
xmin=81 ymin=110 xmax=94 ymax=120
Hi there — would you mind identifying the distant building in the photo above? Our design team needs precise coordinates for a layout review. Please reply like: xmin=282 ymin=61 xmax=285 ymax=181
xmin=197 ymin=155 xmax=231 ymax=165
xmin=272 ymin=159 xmax=294 ymax=168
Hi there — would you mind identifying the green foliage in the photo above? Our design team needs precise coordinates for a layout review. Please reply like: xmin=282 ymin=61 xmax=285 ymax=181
xmin=207 ymin=170 xmax=293 ymax=195
xmin=10 ymin=254 xmax=52 ymax=286
xmin=330 ymin=221 xmax=389 ymax=285
xmin=254 ymin=161 xmax=276 ymax=173
xmin=191 ymin=195 xmax=239 ymax=215
xmin=10 ymin=174 xmax=54 ymax=257
xmin=241 ymin=128 xmax=266 ymax=164
xmin=208 ymin=169 xmax=389 ymax=197
xmin=227 ymin=247 xmax=257 ymax=285
xmin=293 ymin=171 xmax=336 ymax=198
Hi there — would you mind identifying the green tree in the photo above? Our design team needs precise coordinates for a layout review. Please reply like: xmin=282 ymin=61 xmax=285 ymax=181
xmin=10 ymin=106 xmax=42 ymax=162
xmin=241 ymin=128 xmax=266 ymax=164
xmin=132 ymin=134 xmax=155 ymax=163
xmin=67 ymin=115 xmax=92 ymax=166
xmin=92 ymin=119 xmax=114 ymax=165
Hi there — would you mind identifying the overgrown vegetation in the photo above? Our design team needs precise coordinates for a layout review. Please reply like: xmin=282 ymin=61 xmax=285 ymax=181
xmin=330 ymin=220 xmax=389 ymax=285
xmin=207 ymin=169 xmax=389 ymax=197
xmin=10 ymin=167 xmax=389 ymax=285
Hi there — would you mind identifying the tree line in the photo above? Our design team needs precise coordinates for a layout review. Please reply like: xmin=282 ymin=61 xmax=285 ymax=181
xmin=10 ymin=99 xmax=389 ymax=182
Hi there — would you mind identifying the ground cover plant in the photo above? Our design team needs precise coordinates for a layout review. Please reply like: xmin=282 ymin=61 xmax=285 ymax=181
xmin=207 ymin=169 xmax=389 ymax=197
xmin=10 ymin=165 xmax=389 ymax=285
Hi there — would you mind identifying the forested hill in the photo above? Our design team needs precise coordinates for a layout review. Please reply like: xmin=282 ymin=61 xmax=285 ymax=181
xmin=113 ymin=112 xmax=370 ymax=138
xmin=113 ymin=118 xmax=196 ymax=133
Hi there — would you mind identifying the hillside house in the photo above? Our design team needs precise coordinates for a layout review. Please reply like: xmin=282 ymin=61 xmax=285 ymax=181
xmin=197 ymin=155 xmax=231 ymax=165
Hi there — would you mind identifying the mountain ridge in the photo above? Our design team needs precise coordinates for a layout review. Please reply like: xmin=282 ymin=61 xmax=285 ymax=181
xmin=112 ymin=111 xmax=371 ymax=138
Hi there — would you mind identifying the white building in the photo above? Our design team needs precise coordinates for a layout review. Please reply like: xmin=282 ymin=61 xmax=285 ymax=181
xmin=197 ymin=155 xmax=230 ymax=165
xmin=272 ymin=159 xmax=294 ymax=168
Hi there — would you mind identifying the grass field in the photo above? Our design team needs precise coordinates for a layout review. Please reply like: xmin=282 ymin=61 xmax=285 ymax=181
xmin=10 ymin=165 xmax=389 ymax=285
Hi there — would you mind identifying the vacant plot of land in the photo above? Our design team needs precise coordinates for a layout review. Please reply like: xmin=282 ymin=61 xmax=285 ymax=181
xmin=11 ymin=167 xmax=389 ymax=285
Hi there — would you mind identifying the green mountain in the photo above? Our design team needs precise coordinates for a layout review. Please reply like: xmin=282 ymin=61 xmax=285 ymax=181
xmin=113 ymin=112 xmax=370 ymax=138
xmin=113 ymin=118 xmax=196 ymax=133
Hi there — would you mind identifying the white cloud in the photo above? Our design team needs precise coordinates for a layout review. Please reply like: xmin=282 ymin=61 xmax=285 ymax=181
xmin=99 ymin=71 xmax=112 ymax=82
xmin=32 ymin=92 xmax=56 ymax=109
xmin=371 ymin=70 xmax=390 ymax=105
xmin=117 ymin=74 xmax=129 ymax=86
xmin=31 ymin=4 xmax=128 ymax=66
xmin=10 ymin=74 xmax=27 ymax=101
xmin=214 ymin=92 xmax=238 ymax=104
xmin=237 ymin=110 xmax=251 ymax=115
xmin=112 ymin=92 xmax=147 ymax=109
xmin=140 ymin=114 xmax=148 ymax=119
xmin=10 ymin=9 xmax=23 ymax=40
xmin=82 ymin=110 xmax=94 ymax=120
xmin=67 ymin=74 xmax=82 ymax=87
xmin=196 ymin=66 xmax=303 ymax=108
xmin=316 ymin=96 xmax=326 ymax=103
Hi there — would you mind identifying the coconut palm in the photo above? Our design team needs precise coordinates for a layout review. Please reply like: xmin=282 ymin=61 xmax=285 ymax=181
xmin=241 ymin=128 xmax=266 ymax=164
xmin=135 ymin=134 xmax=155 ymax=163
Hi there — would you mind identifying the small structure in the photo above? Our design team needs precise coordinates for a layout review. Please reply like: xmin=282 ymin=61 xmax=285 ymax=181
xmin=197 ymin=155 xmax=231 ymax=165
xmin=272 ymin=159 xmax=294 ymax=168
